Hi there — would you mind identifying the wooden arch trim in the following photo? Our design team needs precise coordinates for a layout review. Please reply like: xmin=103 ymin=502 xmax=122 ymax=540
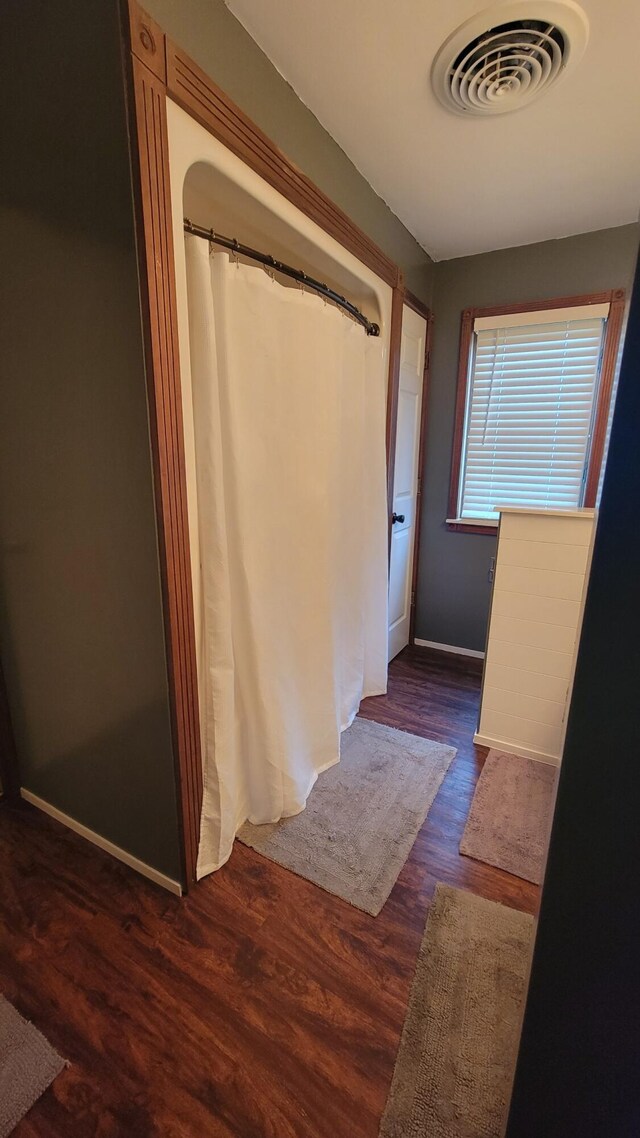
xmin=123 ymin=1 xmax=406 ymax=886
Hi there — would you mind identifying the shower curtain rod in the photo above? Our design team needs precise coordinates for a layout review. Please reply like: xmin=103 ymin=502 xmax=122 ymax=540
xmin=183 ymin=218 xmax=380 ymax=336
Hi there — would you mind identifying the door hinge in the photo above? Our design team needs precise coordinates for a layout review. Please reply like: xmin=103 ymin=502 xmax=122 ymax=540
xmin=424 ymin=349 xmax=430 ymax=372
xmin=410 ymin=590 xmax=416 ymax=607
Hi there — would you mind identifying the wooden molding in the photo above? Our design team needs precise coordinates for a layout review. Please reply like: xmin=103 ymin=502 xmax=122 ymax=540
xmin=164 ymin=38 xmax=399 ymax=289
xmin=21 ymin=789 xmax=183 ymax=895
xmin=462 ymin=290 xmax=621 ymax=321
xmin=584 ymin=288 xmax=626 ymax=506
xmin=128 ymin=2 xmax=166 ymax=83
xmin=404 ymin=288 xmax=432 ymax=321
xmin=446 ymin=521 xmax=497 ymax=536
xmin=409 ymin=311 xmax=432 ymax=644
xmin=447 ymin=291 xmax=625 ymax=533
xmin=127 ymin=51 xmax=203 ymax=888
xmin=447 ymin=307 xmax=474 ymax=527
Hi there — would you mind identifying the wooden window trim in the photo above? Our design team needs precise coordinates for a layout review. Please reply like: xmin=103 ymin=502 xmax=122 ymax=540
xmin=447 ymin=289 xmax=626 ymax=535
xmin=583 ymin=290 xmax=626 ymax=506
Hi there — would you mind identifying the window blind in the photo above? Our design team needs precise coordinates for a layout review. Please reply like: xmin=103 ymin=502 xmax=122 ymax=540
xmin=458 ymin=311 xmax=608 ymax=521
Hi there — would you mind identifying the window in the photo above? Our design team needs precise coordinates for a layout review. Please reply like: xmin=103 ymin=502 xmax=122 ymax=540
xmin=447 ymin=291 xmax=625 ymax=533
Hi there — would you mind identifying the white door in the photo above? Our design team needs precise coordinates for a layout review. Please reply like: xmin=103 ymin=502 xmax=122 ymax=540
xmin=388 ymin=304 xmax=428 ymax=661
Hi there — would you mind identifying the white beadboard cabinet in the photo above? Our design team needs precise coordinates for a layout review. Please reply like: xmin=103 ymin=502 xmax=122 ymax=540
xmin=475 ymin=507 xmax=597 ymax=765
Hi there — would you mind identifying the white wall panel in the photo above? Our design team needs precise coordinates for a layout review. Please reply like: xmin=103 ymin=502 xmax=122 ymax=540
xmin=499 ymin=512 xmax=593 ymax=545
xmin=476 ymin=508 xmax=596 ymax=762
xmin=484 ymin=661 xmax=569 ymax=704
xmin=479 ymin=708 xmax=563 ymax=756
xmin=488 ymin=639 xmax=573 ymax=679
xmin=490 ymin=614 xmax=578 ymax=654
xmin=482 ymin=684 xmax=565 ymax=728
xmin=494 ymin=562 xmax=585 ymax=601
xmin=499 ymin=537 xmax=591 ymax=574
xmin=491 ymin=590 xmax=581 ymax=628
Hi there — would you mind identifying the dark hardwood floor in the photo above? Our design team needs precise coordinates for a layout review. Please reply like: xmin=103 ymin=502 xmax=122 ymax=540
xmin=0 ymin=646 xmax=539 ymax=1137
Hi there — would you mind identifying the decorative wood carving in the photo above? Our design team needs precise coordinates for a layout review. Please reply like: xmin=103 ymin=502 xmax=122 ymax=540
xmin=128 ymin=52 xmax=203 ymax=887
xmin=128 ymin=3 xmax=166 ymax=83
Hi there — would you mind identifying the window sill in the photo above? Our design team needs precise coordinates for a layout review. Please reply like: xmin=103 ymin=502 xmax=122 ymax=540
xmin=445 ymin=518 xmax=498 ymax=535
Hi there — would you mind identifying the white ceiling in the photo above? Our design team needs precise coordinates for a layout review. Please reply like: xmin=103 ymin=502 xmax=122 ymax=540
xmin=225 ymin=0 xmax=640 ymax=260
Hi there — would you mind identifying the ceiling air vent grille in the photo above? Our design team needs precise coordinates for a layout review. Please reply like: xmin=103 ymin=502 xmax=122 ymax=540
xmin=432 ymin=3 xmax=589 ymax=116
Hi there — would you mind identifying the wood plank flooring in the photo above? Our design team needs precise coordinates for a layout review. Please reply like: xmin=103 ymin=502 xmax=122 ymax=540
xmin=0 ymin=646 xmax=539 ymax=1137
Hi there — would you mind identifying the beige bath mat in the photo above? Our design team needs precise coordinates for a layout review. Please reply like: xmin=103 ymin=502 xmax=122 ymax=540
xmin=238 ymin=717 xmax=456 ymax=915
xmin=460 ymin=749 xmax=558 ymax=884
xmin=0 ymin=995 xmax=66 ymax=1136
xmin=380 ymin=884 xmax=534 ymax=1138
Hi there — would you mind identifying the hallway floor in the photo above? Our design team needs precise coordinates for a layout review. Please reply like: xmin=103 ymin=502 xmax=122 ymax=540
xmin=0 ymin=647 xmax=538 ymax=1138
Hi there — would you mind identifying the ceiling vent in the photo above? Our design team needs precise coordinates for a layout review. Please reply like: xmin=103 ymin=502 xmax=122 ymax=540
xmin=431 ymin=1 xmax=589 ymax=116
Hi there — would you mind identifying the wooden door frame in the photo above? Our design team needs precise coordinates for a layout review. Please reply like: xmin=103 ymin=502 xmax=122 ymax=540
xmin=0 ymin=658 xmax=19 ymax=804
xmin=401 ymin=290 xmax=433 ymax=647
xmin=121 ymin=1 xmax=406 ymax=887
xmin=386 ymin=280 xmax=406 ymax=551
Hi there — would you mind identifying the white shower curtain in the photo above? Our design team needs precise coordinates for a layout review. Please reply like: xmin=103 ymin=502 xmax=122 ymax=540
xmin=184 ymin=235 xmax=388 ymax=877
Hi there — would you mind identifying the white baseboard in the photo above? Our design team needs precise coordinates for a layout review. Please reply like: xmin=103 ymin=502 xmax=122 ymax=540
xmin=20 ymin=788 xmax=183 ymax=896
xmin=472 ymin=733 xmax=561 ymax=767
xmin=414 ymin=638 xmax=485 ymax=660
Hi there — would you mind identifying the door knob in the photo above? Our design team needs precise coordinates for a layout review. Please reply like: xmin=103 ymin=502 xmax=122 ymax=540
xmin=392 ymin=512 xmax=405 ymax=524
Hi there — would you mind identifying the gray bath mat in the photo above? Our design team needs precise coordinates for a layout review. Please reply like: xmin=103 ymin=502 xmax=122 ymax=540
xmin=0 ymin=995 xmax=66 ymax=1136
xmin=380 ymin=884 xmax=534 ymax=1138
xmin=460 ymin=749 xmax=557 ymax=883
xmin=237 ymin=717 xmax=456 ymax=915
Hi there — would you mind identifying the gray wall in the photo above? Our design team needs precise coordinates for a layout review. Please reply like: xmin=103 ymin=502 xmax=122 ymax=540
xmin=0 ymin=1 xmax=181 ymax=879
xmin=0 ymin=0 xmax=434 ymax=884
xmin=416 ymin=223 xmax=640 ymax=652
xmin=145 ymin=0 xmax=435 ymax=304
